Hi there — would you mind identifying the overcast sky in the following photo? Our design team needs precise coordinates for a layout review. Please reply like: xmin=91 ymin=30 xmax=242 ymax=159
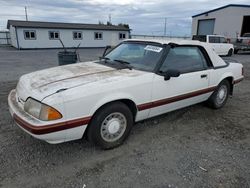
xmin=0 ymin=0 xmax=249 ymax=36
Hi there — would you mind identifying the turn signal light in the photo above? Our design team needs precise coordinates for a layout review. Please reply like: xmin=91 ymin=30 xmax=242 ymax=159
xmin=40 ymin=105 xmax=62 ymax=121
xmin=47 ymin=107 xmax=62 ymax=120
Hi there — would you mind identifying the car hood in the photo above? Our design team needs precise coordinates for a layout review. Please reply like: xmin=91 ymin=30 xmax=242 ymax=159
xmin=16 ymin=61 xmax=147 ymax=101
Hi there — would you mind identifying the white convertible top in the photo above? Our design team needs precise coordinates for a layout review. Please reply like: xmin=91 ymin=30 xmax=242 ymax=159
xmin=124 ymin=39 xmax=227 ymax=68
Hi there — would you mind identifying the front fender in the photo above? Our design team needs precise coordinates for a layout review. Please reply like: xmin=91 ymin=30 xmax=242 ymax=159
xmin=89 ymin=92 xmax=137 ymax=115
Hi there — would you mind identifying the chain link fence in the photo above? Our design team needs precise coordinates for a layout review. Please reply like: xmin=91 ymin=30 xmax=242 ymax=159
xmin=0 ymin=31 xmax=11 ymax=45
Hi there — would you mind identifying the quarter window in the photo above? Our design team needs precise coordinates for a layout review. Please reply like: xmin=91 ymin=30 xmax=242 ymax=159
xmin=119 ymin=33 xmax=126 ymax=40
xmin=220 ymin=37 xmax=227 ymax=43
xmin=94 ymin=32 xmax=103 ymax=40
xmin=24 ymin=30 xmax=36 ymax=40
xmin=160 ymin=46 xmax=207 ymax=74
xmin=209 ymin=36 xmax=220 ymax=43
xmin=73 ymin=31 xmax=82 ymax=40
xmin=49 ymin=31 xmax=60 ymax=39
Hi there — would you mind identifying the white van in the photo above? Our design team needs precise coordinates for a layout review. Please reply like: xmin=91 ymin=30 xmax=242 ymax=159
xmin=192 ymin=35 xmax=234 ymax=56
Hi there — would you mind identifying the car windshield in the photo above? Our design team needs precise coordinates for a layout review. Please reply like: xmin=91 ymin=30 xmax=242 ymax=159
xmin=105 ymin=42 xmax=164 ymax=72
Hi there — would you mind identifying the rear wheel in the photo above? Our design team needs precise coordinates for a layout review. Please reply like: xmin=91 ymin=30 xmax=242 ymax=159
xmin=87 ymin=102 xmax=133 ymax=149
xmin=207 ymin=80 xmax=230 ymax=109
xmin=227 ymin=49 xmax=233 ymax=56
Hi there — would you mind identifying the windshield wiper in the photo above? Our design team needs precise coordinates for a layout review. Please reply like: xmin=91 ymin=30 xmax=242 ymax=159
xmin=100 ymin=57 xmax=110 ymax=60
xmin=98 ymin=58 xmax=132 ymax=70
xmin=114 ymin=59 xmax=130 ymax=64
xmin=113 ymin=59 xmax=133 ymax=70
xmin=99 ymin=57 xmax=110 ymax=63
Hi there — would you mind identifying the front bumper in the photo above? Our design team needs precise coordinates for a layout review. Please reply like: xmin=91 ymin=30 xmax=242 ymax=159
xmin=234 ymin=45 xmax=250 ymax=51
xmin=8 ymin=89 xmax=90 ymax=144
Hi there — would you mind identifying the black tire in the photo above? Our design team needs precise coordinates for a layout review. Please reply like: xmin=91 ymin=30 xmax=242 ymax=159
xmin=234 ymin=49 xmax=239 ymax=54
xmin=227 ymin=49 xmax=233 ymax=56
xmin=207 ymin=80 xmax=230 ymax=109
xmin=87 ymin=102 xmax=133 ymax=149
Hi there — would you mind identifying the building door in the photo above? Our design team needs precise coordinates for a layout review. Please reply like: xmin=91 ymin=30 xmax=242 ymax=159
xmin=197 ymin=19 xmax=215 ymax=35
xmin=241 ymin=16 xmax=250 ymax=36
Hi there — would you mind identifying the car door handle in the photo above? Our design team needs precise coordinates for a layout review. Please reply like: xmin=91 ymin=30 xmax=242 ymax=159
xmin=201 ymin=74 xmax=208 ymax=78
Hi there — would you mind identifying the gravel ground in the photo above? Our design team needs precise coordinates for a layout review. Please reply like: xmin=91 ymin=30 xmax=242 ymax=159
xmin=0 ymin=47 xmax=249 ymax=188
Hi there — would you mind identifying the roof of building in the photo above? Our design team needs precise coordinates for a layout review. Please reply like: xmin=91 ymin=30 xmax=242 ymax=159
xmin=7 ymin=20 xmax=130 ymax=31
xmin=192 ymin=4 xmax=250 ymax=18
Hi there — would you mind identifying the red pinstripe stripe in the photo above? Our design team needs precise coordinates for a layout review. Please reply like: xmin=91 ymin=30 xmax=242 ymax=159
xmin=233 ymin=77 xmax=244 ymax=84
xmin=137 ymin=86 xmax=217 ymax=111
xmin=13 ymin=114 xmax=91 ymax=135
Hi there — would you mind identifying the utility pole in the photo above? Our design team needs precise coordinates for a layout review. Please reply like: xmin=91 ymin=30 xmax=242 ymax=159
xmin=164 ymin=17 xmax=167 ymax=36
xmin=25 ymin=6 xmax=28 ymax=21
xmin=109 ymin=14 xmax=111 ymax=23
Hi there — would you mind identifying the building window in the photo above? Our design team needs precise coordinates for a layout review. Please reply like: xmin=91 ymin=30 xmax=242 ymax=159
xmin=24 ymin=30 xmax=36 ymax=40
xmin=73 ymin=31 xmax=82 ymax=40
xmin=119 ymin=33 xmax=126 ymax=40
xmin=49 ymin=31 xmax=60 ymax=40
xmin=94 ymin=32 xmax=103 ymax=40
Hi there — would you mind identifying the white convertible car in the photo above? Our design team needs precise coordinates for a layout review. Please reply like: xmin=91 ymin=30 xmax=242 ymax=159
xmin=8 ymin=39 xmax=244 ymax=149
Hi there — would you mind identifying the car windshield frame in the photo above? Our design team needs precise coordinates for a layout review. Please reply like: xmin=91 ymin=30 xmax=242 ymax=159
xmin=102 ymin=41 xmax=167 ymax=73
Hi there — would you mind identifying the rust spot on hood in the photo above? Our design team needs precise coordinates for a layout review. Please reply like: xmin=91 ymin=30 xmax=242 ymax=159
xmin=38 ymin=69 xmax=117 ymax=88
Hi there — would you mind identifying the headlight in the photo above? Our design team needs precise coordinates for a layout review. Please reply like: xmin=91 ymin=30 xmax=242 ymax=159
xmin=24 ymin=98 xmax=62 ymax=121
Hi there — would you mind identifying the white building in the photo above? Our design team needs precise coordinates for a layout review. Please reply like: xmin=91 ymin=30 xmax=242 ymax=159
xmin=192 ymin=4 xmax=250 ymax=38
xmin=7 ymin=20 xmax=130 ymax=49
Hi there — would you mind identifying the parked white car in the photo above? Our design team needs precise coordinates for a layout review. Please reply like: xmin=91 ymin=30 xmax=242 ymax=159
xmin=192 ymin=35 xmax=234 ymax=56
xmin=233 ymin=33 xmax=250 ymax=54
xmin=8 ymin=39 xmax=244 ymax=149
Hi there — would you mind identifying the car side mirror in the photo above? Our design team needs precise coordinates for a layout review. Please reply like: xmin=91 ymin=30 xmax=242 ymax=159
xmin=163 ymin=69 xmax=180 ymax=80
xmin=102 ymin=45 xmax=112 ymax=58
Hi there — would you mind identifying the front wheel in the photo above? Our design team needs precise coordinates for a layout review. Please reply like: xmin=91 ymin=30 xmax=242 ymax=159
xmin=206 ymin=80 xmax=230 ymax=109
xmin=87 ymin=102 xmax=133 ymax=149
xmin=227 ymin=49 xmax=233 ymax=56
xmin=234 ymin=49 xmax=239 ymax=54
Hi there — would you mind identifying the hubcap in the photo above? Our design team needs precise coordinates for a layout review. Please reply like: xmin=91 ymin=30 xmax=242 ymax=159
xmin=100 ymin=112 xmax=127 ymax=142
xmin=216 ymin=85 xmax=227 ymax=105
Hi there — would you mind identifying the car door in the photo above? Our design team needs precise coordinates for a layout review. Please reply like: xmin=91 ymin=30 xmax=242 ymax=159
xmin=209 ymin=36 xmax=221 ymax=55
xmin=148 ymin=46 xmax=211 ymax=118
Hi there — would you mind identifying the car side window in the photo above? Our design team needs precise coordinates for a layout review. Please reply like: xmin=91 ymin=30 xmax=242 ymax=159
xmin=209 ymin=36 xmax=220 ymax=43
xmin=159 ymin=46 xmax=207 ymax=74
xmin=220 ymin=37 xmax=227 ymax=43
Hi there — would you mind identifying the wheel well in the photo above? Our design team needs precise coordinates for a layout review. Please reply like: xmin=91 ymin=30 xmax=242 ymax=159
xmin=83 ymin=99 xmax=138 ymax=139
xmin=119 ymin=99 xmax=138 ymax=119
xmin=224 ymin=77 xmax=233 ymax=95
